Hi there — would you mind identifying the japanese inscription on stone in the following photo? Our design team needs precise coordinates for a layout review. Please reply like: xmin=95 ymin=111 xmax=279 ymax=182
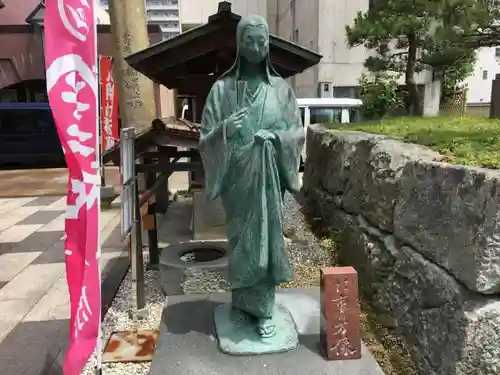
xmin=320 ymin=266 xmax=362 ymax=360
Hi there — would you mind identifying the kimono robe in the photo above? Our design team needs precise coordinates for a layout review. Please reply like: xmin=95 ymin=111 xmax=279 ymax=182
xmin=199 ymin=72 xmax=304 ymax=319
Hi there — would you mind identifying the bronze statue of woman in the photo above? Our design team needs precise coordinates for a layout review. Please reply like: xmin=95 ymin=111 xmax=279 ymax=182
xmin=199 ymin=14 xmax=304 ymax=341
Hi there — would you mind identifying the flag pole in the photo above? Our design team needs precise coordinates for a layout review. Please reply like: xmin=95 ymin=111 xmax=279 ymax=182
xmin=94 ymin=1 xmax=103 ymax=374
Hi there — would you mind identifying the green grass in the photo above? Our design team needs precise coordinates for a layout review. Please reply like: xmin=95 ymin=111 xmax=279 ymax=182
xmin=334 ymin=116 xmax=500 ymax=169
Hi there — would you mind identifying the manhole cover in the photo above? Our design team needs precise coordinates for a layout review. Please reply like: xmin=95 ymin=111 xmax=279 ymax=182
xmin=180 ymin=247 xmax=226 ymax=263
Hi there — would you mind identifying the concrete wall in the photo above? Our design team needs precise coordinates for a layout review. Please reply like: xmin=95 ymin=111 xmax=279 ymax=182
xmin=464 ymin=47 xmax=500 ymax=105
xmin=466 ymin=103 xmax=490 ymax=117
xmin=180 ymin=0 xmax=267 ymax=24
xmin=318 ymin=0 xmax=367 ymax=88
xmin=268 ymin=0 xmax=318 ymax=97
xmin=268 ymin=0 xmax=432 ymax=98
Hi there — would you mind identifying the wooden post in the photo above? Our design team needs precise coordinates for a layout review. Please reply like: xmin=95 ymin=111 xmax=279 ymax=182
xmin=107 ymin=0 xmax=156 ymax=134
xmin=490 ymin=74 xmax=500 ymax=119
xmin=144 ymin=158 xmax=159 ymax=268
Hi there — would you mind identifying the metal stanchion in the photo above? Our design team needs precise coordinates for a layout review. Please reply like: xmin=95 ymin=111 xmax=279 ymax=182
xmin=120 ymin=128 xmax=147 ymax=318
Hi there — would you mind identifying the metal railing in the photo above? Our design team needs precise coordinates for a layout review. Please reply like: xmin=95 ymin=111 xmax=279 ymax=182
xmin=120 ymin=127 xmax=145 ymax=311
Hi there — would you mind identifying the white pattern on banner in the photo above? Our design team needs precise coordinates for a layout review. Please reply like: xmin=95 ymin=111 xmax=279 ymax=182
xmin=75 ymin=285 xmax=93 ymax=337
xmin=44 ymin=0 xmax=100 ymax=373
xmin=57 ymin=0 xmax=90 ymax=42
xmin=66 ymin=170 xmax=99 ymax=219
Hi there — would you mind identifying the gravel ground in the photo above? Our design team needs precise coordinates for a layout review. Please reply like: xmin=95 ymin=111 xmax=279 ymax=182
xmin=81 ymin=193 xmax=332 ymax=374
xmin=81 ymin=251 xmax=165 ymax=375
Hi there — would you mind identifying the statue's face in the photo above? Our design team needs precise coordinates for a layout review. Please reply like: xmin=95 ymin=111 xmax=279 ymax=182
xmin=239 ymin=25 xmax=269 ymax=64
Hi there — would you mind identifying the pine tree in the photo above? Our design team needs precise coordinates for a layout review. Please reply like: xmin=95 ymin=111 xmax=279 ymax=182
xmin=346 ymin=0 xmax=500 ymax=115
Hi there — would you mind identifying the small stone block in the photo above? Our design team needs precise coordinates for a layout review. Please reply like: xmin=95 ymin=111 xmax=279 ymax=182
xmin=213 ymin=303 xmax=299 ymax=355
xmin=320 ymin=266 xmax=362 ymax=360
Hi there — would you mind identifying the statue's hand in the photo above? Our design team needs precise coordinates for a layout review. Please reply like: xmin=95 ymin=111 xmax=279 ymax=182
xmin=225 ymin=107 xmax=248 ymax=137
xmin=254 ymin=129 xmax=276 ymax=142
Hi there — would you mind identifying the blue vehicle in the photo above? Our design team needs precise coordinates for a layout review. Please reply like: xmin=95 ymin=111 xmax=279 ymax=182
xmin=0 ymin=102 xmax=65 ymax=168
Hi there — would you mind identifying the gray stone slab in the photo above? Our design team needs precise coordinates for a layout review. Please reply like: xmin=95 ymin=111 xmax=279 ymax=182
xmin=23 ymin=196 xmax=62 ymax=207
xmin=192 ymin=190 xmax=227 ymax=241
xmin=0 ymin=242 xmax=16 ymax=255
xmin=31 ymin=242 xmax=65 ymax=265
xmin=151 ymin=288 xmax=385 ymax=375
xmin=7 ymin=231 xmax=65 ymax=253
xmin=0 ymin=250 xmax=131 ymax=375
xmin=0 ymin=318 xmax=69 ymax=375
xmin=17 ymin=210 xmax=65 ymax=226
xmin=102 ymin=225 xmax=122 ymax=248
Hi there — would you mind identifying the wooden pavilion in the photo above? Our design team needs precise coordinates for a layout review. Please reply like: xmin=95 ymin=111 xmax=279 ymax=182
xmin=126 ymin=1 xmax=322 ymax=121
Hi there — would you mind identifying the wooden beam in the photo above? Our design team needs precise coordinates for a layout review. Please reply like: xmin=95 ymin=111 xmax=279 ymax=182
xmin=138 ymin=28 xmax=234 ymax=75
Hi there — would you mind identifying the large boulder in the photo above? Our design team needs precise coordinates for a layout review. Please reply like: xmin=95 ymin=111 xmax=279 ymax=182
xmin=306 ymin=187 xmax=500 ymax=375
xmin=304 ymin=124 xmax=441 ymax=231
xmin=303 ymin=123 xmax=500 ymax=375
xmin=394 ymin=161 xmax=500 ymax=294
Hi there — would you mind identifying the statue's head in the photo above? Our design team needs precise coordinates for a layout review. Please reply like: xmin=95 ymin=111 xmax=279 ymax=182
xmin=219 ymin=14 xmax=278 ymax=82
xmin=236 ymin=15 xmax=269 ymax=65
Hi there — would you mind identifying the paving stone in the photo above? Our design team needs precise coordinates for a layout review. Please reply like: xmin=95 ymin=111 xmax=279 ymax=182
xmin=41 ymin=197 xmax=67 ymax=211
xmin=0 ymin=319 xmax=69 ymax=375
xmin=0 ymin=263 xmax=65 ymax=301
xmin=151 ymin=288 xmax=385 ymax=375
xmin=23 ymin=277 xmax=70 ymax=322
xmin=0 ymin=224 xmax=44 ymax=243
xmin=32 ymin=242 xmax=65 ymax=265
xmin=0 ymin=251 xmax=44 ymax=282
xmin=23 ymin=196 xmax=62 ymax=207
xmin=7 ymin=230 xmax=66 ymax=253
xmin=17 ymin=210 xmax=65 ymax=226
xmin=0 ymin=206 xmax=43 ymax=232
xmin=0 ymin=299 xmax=38 ymax=341
xmin=0 ymin=242 xmax=16 ymax=255
xmin=38 ymin=214 xmax=65 ymax=232
xmin=102 ymin=225 xmax=122 ymax=248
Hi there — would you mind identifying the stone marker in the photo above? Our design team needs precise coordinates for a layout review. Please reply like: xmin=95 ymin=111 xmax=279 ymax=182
xmin=191 ymin=189 xmax=226 ymax=241
xmin=320 ymin=266 xmax=362 ymax=360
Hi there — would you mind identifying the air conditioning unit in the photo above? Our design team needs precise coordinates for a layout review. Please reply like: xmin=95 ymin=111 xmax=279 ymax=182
xmin=318 ymin=82 xmax=333 ymax=98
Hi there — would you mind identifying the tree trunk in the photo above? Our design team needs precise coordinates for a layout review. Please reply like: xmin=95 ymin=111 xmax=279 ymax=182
xmin=405 ymin=32 xmax=423 ymax=116
xmin=108 ymin=0 xmax=156 ymax=134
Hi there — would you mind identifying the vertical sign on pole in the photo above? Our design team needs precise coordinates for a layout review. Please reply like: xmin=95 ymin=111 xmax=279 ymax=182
xmin=44 ymin=0 xmax=102 ymax=374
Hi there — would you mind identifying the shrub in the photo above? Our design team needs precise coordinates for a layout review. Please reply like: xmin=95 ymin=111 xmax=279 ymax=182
xmin=359 ymin=72 xmax=403 ymax=120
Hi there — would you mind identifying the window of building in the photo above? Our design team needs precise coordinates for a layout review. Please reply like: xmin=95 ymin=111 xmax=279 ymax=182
xmin=483 ymin=70 xmax=488 ymax=80
xmin=310 ymin=107 xmax=342 ymax=124
xmin=333 ymin=86 xmax=358 ymax=98
xmin=369 ymin=0 xmax=376 ymax=10
xmin=495 ymin=47 xmax=500 ymax=58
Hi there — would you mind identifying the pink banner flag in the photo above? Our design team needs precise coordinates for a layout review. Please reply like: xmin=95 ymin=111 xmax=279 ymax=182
xmin=44 ymin=1 xmax=101 ymax=374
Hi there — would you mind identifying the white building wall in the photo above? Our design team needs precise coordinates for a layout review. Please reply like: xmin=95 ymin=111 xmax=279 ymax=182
xmin=98 ymin=0 xmax=182 ymax=40
xmin=180 ymin=0 xmax=267 ymax=25
xmin=318 ymin=0 xmax=368 ymax=91
xmin=464 ymin=47 xmax=500 ymax=104
xmin=269 ymin=0 xmax=431 ymax=98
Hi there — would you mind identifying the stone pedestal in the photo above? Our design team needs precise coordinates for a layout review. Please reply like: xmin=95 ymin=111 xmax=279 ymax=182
xmin=149 ymin=288 xmax=385 ymax=375
xmin=214 ymin=303 xmax=299 ymax=355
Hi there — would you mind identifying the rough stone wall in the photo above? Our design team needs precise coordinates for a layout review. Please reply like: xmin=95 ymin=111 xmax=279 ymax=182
xmin=303 ymin=124 xmax=500 ymax=375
